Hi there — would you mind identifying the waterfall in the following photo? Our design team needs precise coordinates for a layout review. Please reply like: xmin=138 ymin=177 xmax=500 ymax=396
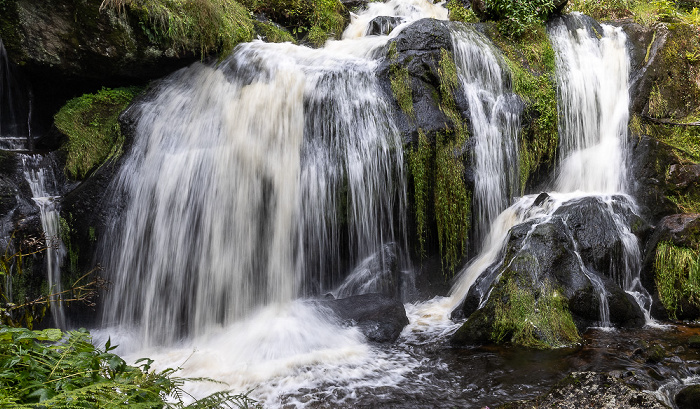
xmin=101 ymin=31 xmax=409 ymax=344
xmin=550 ymin=14 xmax=631 ymax=194
xmin=20 ymin=154 xmax=67 ymax=328
xmin=0 ymin=38 xmax=31 ymax=151
xmin=451 ymin=27 xmax=521 ymax=245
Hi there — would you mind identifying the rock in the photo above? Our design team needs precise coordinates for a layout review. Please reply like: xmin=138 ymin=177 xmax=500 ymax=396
xmin=340 ymin=0 xmax=368 ymax=10
xmin=379 ymin=18 xmax=464 ymax=143
xmin=366 ymin=16 xmax=404 ymax=36
xmin=315 ymin=293 xmax=409 ymax=343
xmin=499 ymin=371 xmax=668 ymax=409
xmin=676 ymin=384 xmax=700 ymax=409
xmin=689 ymin=335 xmax=700 ymax=348
xmin=453 ymin=195 xmax=646 ymax=348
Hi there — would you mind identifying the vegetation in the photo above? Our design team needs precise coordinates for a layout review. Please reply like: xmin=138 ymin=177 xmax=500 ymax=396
xmin=100 ymin=0 xmax=256 ymax=55
xmin=400 ymin=48 xmax=471 ymax=275
xmin=0 ymin=326 xmax=261 ymax=408
xmin=240 ymin=0 xmax=346 ymax=46
xmin=55 ymin=87 xmax=142 ymax=180
xmin=492 ymin=276 xmax=581 ymax=349
xmin=446 ymin=0 xmax=478 ymax=24
xmin=567 ymin=0 xmax=700 ymax=25
xmin=655 ymin=241 xmax=700 ymax=319
xmin=476 ymin=0 xmax=558 ymax=37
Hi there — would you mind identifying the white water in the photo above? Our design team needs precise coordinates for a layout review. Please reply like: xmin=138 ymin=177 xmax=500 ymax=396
xmin=92 ymin=3 xmax=649 ymax=407
xmin=20 ymin=154 xmax=66 ymax=328
xmin=451 ymin=27 xmax=521 ymax=245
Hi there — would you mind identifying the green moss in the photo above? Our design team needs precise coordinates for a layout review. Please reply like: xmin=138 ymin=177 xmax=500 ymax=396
xmin=253 ymin=20 xmax=295 ymax=43
xmin=103 ymin=0 xmax=255 ymax=56
xmin=243 ymin=0 xmax=346 ymax=47
xmin=492 ymin=276 xmax=581 ymax=348
xmin=489 ymin=25 xmax=558 ymax=192
xmin=390 ymin=64 xmax=415 ymax=120
xmin=446 ymin=0 xmax=478 ymax=23
xmin=55 ymin=87 xmax=141 ymax=180
xmin=408 ymin=130 xmax=431 ymax=257
xmin=59 ymin=216 xmax=79 ymax=279
xmin=641 ymin=121 xmax=700 ymax=163
xmin=655 ymin=241 xmax=700 ymax=319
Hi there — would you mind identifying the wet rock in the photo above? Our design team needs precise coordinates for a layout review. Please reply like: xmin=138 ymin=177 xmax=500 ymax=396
xmin=379 ymin=18 xmax=463 ymax=142
xmin=676 ymin=384 xmax=700 ymax=409
xmin=316 ymin=293 xmax=409 ymax=343
xmin=499 ymin=371 xmax=668 ymax=409
xmin=366 ymin=16 xmax=404 ymax=36
xmin=454 ymin=196 xmax=646 ymax=348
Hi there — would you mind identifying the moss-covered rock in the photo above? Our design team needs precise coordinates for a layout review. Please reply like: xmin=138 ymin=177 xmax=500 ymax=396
xmin=54 ymin=86 xmax=141 ymax=180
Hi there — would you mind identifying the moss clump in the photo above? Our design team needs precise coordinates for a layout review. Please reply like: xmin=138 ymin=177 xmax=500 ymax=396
xmin=242 ymin=0 xmax=346 ymax=47
xmin=55 ymin=87 xmax=141 ymax=180
xmin=489 ymin=25 xmax=558 ymax=192
xmin=101 ymin=0 xmax=255 ymax=56
xmin=492 ymin=276 xmax=581 ymax=348
xmin=390 ymin=64 xmax=415 ymax=120
xmin=408 ymin=130 xmax=431 ymax=257
xmin=446 ymin=0 xmax=478 ymax=24
xmin=655 ymin=241 xmax=700 ymax=319
xmin=253 ymin=20 xmax=295 ymax=43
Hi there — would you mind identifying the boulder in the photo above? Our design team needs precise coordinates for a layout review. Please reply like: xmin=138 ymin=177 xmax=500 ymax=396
xmin=676 ymin=384 xmax=700 ymax=409
xmin=453 ymin=195 xmax=646 ymax=348
xmin=333 ymin=243 xmax=401 ymax=299
xmin=315 ymin=293 xmax=409 ymax=343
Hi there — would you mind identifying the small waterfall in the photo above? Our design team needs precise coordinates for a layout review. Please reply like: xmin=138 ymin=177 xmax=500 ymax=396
xmin=451 ymin=27 xmax=521 ymax=245
xmin=343 ymin=0 xmax=449 ymax=39
xmin=550 ymin=14 xmax=630 ymax=194
xmin=102 ymin=38 xmax=406 ymax=344
xmin=20 ymin=154 xmax=66 ymax=328
xmin=0 ymin=38 xmax=32 ymax=151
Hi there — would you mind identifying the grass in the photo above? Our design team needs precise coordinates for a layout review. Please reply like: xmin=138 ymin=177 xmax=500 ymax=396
xmin=655 ymin=241 xmax=700 ymax=319
xmin=55 ymin=87 xmax=142 ymax=180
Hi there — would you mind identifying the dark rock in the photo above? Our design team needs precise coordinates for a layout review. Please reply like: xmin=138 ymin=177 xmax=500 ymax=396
xmin=316 ymin=293 xmax=409 ymax=343
xmin=629 ymin=136 xmax=685 ymax=223
xmin=499 ymin=371 xmax=668 ymax=409
xmin=366 ymin=16 xmax=404 ymax=36
xmin=453 ymin=195 xmax=646 ymax=348
xmin=379 ymin=18 xmax=462 ymax=143
xmin=676 ymin=384 xmax=700 ymax=409
xmin=340 ymin=0 xmax=368 ymax=10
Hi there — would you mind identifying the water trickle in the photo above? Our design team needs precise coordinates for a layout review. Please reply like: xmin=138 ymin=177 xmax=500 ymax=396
xmin=20 ymin=154 xmax=66 ymax=328
xmin=0 ymin=39 xmax=32 ymax=151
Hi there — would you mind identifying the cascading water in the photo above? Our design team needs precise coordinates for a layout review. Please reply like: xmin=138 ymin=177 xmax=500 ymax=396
xmin=20 ymin=154 xmax=67 ymax=328
xmin=451 ymin=27 xmax=520 ymax=245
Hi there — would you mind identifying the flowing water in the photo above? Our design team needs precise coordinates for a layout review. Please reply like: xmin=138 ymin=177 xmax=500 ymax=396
xmin=85 ymin=4 xmax=668 ymax=409
xmin=20 ymin=154 xmax=67 ymax=328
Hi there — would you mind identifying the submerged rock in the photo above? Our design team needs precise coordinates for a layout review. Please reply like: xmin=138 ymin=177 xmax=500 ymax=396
xmin=498 ymin=371 xmax=668 ymax=409
xmin=676 ymin=384 xmax=700 ymax=409
xmin=315 ymin=293 xmax=409 ymax=343
xmin=366 ymin=16 xmax=404 ymax=36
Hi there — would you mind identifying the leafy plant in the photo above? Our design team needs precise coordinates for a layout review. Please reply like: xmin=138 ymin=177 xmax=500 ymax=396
xmin=0 ymin=326 xmax=261 ymax=408
xmin=655 ymin=241 xmax=700 ymax=319
xmin=486 ymin=0 xmax=556 ymax=37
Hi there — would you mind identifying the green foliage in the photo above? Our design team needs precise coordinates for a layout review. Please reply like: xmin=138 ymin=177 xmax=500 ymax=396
xmin=489 ymin=25 xmax=558 ymax=191
xmin=566 ymin=0 xmax=633 ymax=20
xmin=655 ymin=241 xmax=700 ymax=319
xmin=486 ymin=0 xmax=556 ymax=37
xmin=101 ymin=0 xmax=255 ymax=56
xmin=566 ymin=0 xmax=700 ymax=26
xmin=492 ymin=277 xmax=580 ymax=349
xmin=245 ymin=0 xmax=345 ymax=47
xmin=446 ymin=0 xmax=478 ymax=23
xmin=0 ymin=326 xmax=261 ymax=408
xmin=55 ymin=87 xmax=141 ymax=180
xmin=252 ymin=20 xmax=295 ymax=43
